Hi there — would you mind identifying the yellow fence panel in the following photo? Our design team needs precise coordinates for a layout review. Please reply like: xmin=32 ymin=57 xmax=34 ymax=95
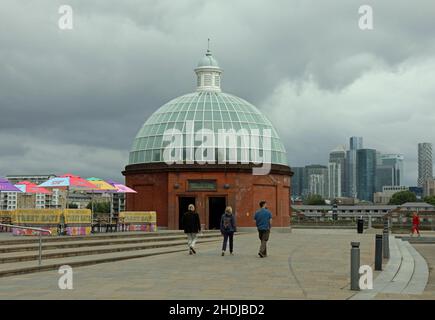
xmin=0 ymin=210 xmax=14 ymax=219
xmin=12 ymin=209 xmax=63 ymax=225
xmin=63 ymin=209 xmax=92 ymax=224
xmin=119 ymin=211 xmax=157 ymax=223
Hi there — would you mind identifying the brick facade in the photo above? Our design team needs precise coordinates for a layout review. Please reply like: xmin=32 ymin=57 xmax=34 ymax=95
xmin=123 ymin=163 xmax=292 ymax=229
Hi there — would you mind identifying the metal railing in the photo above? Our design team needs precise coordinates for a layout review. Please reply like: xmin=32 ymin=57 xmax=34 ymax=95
xmin=0 ymin=223 xmax=52 ymax=266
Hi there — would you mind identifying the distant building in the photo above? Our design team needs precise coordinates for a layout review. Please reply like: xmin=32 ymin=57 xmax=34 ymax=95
xmin=380 ymin=154 xmax=404 ymax=186
xmin=291 ymin=167 xmax=305 ymax=199
xmin=292 ymin=204 xmax=395 ymax=217
xmin=4 ymin=174 xmax=64 ymax=209
xmin=418 ymin=143 xmax=433 ymax=187
xmin=309 ymin=174 xmax=326 ymax=197
xmin=373 ymin=186 xmax=409 ymax=204
xmin=329 ymin=146 xmax=346 ymax=199
xmin=328 ymin=162 xmax=341 ymax=199
xmin=0 ymin=192 xmax=17 ymax=210
xmin=112 ymin=193 xmax=125 ymax=215
xmin=350 ymin=137 xmax=363 ymax=150
xmin=6 ymin=174 xmax=56 ymax=185
xmin=398 ymin=202 xmax=435 ymax=212
xmin=375 ymin=165 xmax=394 ymax=192
xmin=356 ymin=149 xmax=377 ymax=202
xmin=304 ymin=165 xmax=328 ymax=199
xmin=346 ymin=137 xmax=363 ymax=198
xmin=423 ymin=179 xmax=435 ymax=197
xmin=409 ymin=186 xmax=424 ymax=199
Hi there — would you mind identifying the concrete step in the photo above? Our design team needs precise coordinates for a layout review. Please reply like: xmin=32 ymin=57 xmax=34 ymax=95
xmin=351 ymin=236 xmax=429 ymax=299
xmin=401 ymin=241 xmax=429 ymax=294
xmin=396 ymin=236 xmax=435 ymax=244
xmin=0 ymin=233 xmax=221 ymax=254
xmin=381 ymin=239 xmax=415 ymax=293
xmin=0 ymin=245 xmax=189 ymax=278
xmin=0 ymin=230 xmax=222 ymax=246
xmin=0 ymin=235 xmax=224 ymax=264
xmin=0 ymin=236 xmax=226 ymax=278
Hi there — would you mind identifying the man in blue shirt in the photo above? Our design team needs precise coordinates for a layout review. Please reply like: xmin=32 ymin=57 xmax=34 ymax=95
xmin=254 ymin=200 xmax=272 ymax=258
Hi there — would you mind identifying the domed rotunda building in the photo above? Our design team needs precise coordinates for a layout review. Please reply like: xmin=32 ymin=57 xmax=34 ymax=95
xmin=123 ymin=48 xmax=292 ymax=229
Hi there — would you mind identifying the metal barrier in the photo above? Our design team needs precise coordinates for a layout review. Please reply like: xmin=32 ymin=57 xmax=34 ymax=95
xmin=0 ymin=223 xmax=52 ymax=266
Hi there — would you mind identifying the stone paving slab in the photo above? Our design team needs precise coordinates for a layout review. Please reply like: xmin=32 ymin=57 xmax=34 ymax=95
xmin=0 ymin=229 xmax=377 ymax=300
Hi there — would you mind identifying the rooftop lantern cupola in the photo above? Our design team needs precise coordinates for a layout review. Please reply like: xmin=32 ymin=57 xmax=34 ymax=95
xmin=194 ymin=40 xmax=222 ymax=92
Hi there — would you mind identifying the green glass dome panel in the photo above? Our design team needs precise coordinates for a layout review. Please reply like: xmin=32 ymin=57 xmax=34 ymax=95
xmin=129 ymin=91 xmax=288 ymax=166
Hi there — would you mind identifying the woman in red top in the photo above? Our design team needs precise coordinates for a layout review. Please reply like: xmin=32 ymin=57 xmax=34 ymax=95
xmin=411 ymin=212 xmax=421 ymax=237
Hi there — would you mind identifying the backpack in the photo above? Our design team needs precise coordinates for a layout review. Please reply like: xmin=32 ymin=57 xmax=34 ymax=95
xmin=222 ymin=214 xmax=232 ymax=230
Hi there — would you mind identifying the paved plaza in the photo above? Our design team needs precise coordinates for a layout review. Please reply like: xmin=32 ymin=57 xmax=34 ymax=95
xmin=1 ymin=229 xmax=434 ymax=300
xmin=0 ymin=229 xmax=382 ymax=300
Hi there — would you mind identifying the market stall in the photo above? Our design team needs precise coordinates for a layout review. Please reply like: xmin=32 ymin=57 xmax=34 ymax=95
xmin=118 ymin=211 xmax=157 ymax=232
xmin=0 ymin=210 xmax=14 ymax=232
xmin=63 ymin=209 xmax=92 ymax=235
xmin=11 ymin=209 xmax=62 ymax=236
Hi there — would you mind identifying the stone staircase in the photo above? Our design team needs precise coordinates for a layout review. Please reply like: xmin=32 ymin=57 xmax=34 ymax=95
xmin=0 ymin=230 xmax=225 ymax=278
xmin=351 ymin=236 xmax=429 ymax=299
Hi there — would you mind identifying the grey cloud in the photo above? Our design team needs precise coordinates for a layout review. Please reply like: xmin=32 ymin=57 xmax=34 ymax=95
xmin=0 ymin=0 xmax=434 ymax=184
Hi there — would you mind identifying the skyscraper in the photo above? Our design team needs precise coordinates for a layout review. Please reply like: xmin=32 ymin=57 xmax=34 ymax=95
xmin=346 ymin=136 xmax=363 ymax=198
xmin=350 ymin=137 xmax=363 ymax=150
xmin=375 ymin=165 xmax=394 ymax=192
xmin=304 ymin=165 xmax=329 ymax=199
xmin=291 ymin=167 xmax=305 ymax=199
xmin=356 ymin=149 xmax=377 ymax=202
xmin=328 ymin=162 xmax=341 ymax=199
xmin=381 ymin=154 xmax=404 ymax=186
xmin=329 ymin=145 xmax=346 ymax=199
xmin=418 ymin=143 xmax=433 ymax=187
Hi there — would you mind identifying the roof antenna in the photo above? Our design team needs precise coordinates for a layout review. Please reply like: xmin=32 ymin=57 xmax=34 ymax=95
xmin=207 ymin=38 xmax=211 ymax=55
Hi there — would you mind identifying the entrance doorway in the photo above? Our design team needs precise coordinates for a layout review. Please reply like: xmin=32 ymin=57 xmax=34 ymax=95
xmin=208 ymin=197 xmax=226 ymax=230
xmin=178 ymin=197 xmax=195 ymax=230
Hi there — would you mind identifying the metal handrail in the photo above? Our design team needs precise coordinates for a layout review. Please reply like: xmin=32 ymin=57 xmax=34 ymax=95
xmin=0 ymin=223 xmax=52 ymax=266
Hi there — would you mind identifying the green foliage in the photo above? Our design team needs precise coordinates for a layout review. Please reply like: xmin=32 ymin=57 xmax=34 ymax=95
xmin=388 ymin=191 xmax=417 ymax=205
xmin=86 ymin=201 xmax=110 ymax=213
xmin=304 ymin=194 xmax=326 ymax=205
xmin=423 ymin=196 xmax=435 ymax=206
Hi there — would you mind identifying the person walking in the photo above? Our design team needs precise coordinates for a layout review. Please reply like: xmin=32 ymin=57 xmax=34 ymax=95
xmin=182 ymin=204 xmax=201 ymax=254
xmin=254 ymin=200 xmax=272 ymax=258
xmin=220 ymin=206 xmax=237 ymax=256
xmin=411 ymin=212 xmax=421 ymax=237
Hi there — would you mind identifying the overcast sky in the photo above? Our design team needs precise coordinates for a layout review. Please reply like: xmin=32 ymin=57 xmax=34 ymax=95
xmin=1 ymin=0 xmax=434 ymax=185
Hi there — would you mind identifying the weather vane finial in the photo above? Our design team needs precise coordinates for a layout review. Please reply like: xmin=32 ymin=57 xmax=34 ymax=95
xmin=207 ymin=38 xmax=210 ymax=51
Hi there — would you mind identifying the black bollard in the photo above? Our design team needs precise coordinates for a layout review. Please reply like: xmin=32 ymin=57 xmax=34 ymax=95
xmin=375 ymin=234 xmax=383 ymax=271
xmin=351 ymin=242 xmax=360 ymax=291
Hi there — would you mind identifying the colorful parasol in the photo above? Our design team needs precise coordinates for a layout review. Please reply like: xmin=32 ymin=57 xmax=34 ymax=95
xmin=39 ymin=174 xmax=97 ymax=190
xmin=0 ymin=177 xmax=22 ymax=192
xmin=105 ymin=179 xmax=137 ymax=193
xmin=15 ymin=181 xmax=52 ymax=194
xmin=86 ymin=177 xmax=118 ymax=191
xmin=39 ymin=174 xmax=101 ymax=209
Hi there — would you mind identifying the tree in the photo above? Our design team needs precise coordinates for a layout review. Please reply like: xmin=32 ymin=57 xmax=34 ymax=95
xmin=304 ymin=194 xmax=326 ymax=205
xmin=388 ymin=191 xmax=417 ymax=205
xmin=423 ymin=196 xmax=435 ymax=206
xmin=86 ymin=201 xmax=110 ymax=214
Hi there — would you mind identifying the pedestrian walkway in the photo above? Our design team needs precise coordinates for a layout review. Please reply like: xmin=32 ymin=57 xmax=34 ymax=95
xmin=351 ymin=236 xmax=429 ymax=299
xmin=0 ymin=229 xmax=377 ymax=300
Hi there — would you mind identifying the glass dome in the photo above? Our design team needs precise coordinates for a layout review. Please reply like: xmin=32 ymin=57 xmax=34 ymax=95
xmin=128 ymin=49 xmax=288 ymax=166
xmin=129 ymin=91 xmax=288 ymax=165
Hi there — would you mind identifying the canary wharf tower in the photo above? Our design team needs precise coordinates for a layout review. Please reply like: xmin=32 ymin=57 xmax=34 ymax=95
xmin=123 ymin=48 xmax=292 ymax=230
